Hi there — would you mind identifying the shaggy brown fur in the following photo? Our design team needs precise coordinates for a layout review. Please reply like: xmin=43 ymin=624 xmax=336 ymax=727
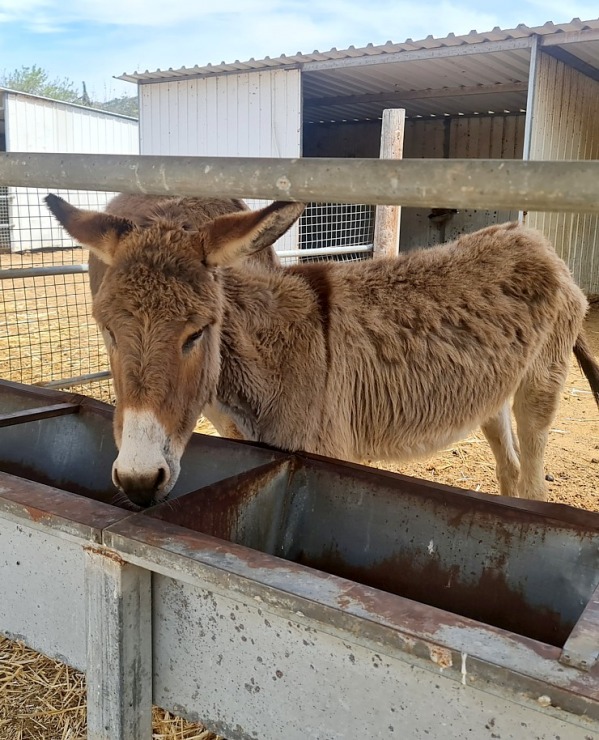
xmin=46 ymin=193 xmax=599 ymax=507
xmin=88 ymin=194 xmax=280 ymax=296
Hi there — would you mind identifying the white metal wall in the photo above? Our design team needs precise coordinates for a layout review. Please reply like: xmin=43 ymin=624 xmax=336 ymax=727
xmin=526 ymin=53 xmax=599 ymax=294
xmin=4 ymin=92 xmax=139 ymax=252
xmin=139 ymin=69 xmax=302 ymax=251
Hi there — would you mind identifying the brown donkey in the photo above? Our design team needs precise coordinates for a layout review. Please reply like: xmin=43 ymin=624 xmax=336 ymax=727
xmin=46 ymin=193 xmax=599 ymax=507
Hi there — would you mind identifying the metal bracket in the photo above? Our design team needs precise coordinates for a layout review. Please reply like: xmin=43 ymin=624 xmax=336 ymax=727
xmin=560 ymin=582 xmax=599 ymax=671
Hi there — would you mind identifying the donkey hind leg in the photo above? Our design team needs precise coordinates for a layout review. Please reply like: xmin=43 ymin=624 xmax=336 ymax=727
xmin=512 ymin=355 xmax=569 ymax=501
xmin=481 ymin=403 xmax=521 ymax=497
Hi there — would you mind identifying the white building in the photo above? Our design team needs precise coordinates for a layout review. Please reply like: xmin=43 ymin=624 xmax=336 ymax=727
xmin=0 ymin=88 xmax=139 ymax=252
xmin=120 ymin=18 xmax=599 ymax=290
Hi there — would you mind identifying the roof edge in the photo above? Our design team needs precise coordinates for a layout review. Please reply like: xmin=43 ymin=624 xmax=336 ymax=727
xmin=0 ymin=87 xmax=138 ymax=121
xmin=118 ymin=17 xmax=599 ymax=84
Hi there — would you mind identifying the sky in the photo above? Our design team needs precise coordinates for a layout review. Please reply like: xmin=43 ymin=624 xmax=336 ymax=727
xmin=0 ymin=0 xmax=597 ymax=102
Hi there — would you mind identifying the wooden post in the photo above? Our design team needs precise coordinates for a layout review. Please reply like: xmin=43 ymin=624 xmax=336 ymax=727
xmin=85 ymin=547 xmax=152 ymax=740
xmin=373 ymin=109 xmax=405 ymax=258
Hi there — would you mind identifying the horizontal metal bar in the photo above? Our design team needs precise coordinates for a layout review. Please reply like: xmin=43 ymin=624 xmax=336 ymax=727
xmin=38 ymin=370 xmax=111 ymax=389
xmin=1 ymin=153 xmax=599 ymax=212
xmin=0 ymin=264 xmax=88 ymax=279
xmin=280 ymin=244 xmax=372 ymax=258
xmin=0 ymin=402 xmax=79 ymax=427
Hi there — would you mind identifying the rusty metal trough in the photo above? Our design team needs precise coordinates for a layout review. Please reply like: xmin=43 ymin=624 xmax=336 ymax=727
xmin=1 ymin=378 xmax=598 ymax=739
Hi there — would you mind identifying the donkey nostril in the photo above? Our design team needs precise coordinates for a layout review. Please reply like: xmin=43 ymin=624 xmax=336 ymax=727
xmin=154 ymin=466 xmax=168 ymax=491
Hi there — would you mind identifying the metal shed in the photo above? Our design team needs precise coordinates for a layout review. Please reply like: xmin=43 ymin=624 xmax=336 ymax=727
xmin=120 ymin=17 xmax=599 ymax=289
xmin=0 ymin=88 xmax=139 ymax=252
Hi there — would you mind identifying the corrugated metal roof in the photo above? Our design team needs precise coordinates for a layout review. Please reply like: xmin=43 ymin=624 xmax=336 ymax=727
xmin=118 ymin=18 xmax=599 ymax=122
xmin=119 ymin=18 xmax=599 ymax=83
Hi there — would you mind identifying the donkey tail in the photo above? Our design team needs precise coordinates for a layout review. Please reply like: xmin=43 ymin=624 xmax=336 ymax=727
xmin=574 ymin=332 xmax=599 ymax=408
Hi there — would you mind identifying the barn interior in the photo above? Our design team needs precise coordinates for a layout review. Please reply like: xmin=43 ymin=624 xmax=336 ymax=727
xmin=300 ymin=28 xmax=599 ymax=287
xmin=121 ymin=20 xmax=599 ymax=290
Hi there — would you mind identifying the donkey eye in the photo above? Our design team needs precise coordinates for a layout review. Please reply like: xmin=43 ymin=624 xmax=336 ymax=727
xmin=183 ymin=328 xmax=204 ymax=351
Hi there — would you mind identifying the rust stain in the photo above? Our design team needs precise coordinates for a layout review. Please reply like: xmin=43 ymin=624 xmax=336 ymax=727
xmin=148 ymin=460 xmax=291 ymax=544
xmin=23 ymin=504 xmax=49 ymax=524
xmin=429 ymin=644 xmax=453 ymax=669
xmin=84 ymin=545 xmax=128 ymax=566
xmin=297 ymin=546 xmax=571 ymax=647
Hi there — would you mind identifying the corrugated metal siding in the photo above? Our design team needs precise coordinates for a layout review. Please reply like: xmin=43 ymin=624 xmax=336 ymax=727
xmin=5 ymin=93 xmax=138 ymax=154
xmin=4 ymin=92 xmax=139 ymax=252
xmin=139 ymin=69 xmax=301 ymax=157
xmin=139 ymin=69 xmax=302 ymax=251
xmin=527 ymin=53 xmax=599 ymax=294
xmin=400 ymin=114 xmax=525 ymax=250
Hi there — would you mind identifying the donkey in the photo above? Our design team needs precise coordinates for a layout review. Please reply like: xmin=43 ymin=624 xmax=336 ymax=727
xmin=46 ymin=193 xmax=599 ymax=508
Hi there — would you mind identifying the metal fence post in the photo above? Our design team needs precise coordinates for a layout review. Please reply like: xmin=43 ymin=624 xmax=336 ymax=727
xmin=84 ymin=546 xmax=152 ymax=740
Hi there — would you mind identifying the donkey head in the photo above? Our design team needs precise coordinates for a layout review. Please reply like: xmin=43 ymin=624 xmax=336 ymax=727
xmin=46 ymin=194 xmax=303 ymax=507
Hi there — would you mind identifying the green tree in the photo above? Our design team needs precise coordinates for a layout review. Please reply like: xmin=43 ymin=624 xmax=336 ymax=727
xmin=96 ymin=95 xmax=139 ymax=118
xmin=0 ymin=64 xmax=81 ymax=103
xmin=0 ymin=64 xmax=139 ymax=118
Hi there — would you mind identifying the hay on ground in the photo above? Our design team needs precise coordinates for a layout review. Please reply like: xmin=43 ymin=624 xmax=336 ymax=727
xmin=0 ymin=636 xmax=221 ymax=740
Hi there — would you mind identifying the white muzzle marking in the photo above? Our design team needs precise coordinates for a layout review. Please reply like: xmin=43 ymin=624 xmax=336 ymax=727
xmin=113 ymin=408 xmax=177 ymax=497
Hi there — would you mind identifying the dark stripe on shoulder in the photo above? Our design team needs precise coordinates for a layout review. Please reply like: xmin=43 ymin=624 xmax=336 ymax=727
xmin=288 ymin=263 xmax=332 ymax=369
xmin=288 ymin=263 xmax=332 ymax=329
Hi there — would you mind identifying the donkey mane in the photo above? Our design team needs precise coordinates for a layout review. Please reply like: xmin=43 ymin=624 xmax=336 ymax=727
xmin=45 ymin=192 xmax=599 ymax=508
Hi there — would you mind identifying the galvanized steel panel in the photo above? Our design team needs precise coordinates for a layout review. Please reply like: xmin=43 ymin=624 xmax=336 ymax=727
xmin=151 ymin=575 xmax=599 ymax=740
xmin=122 ymin=19 xmax=599 ymax=124
xmin=527 ymin=52 xmax=599 ymax=293
xmin=139 ymin=70 xmax=300 ymax=157
xmin=0 ymin=517 xmax=87 ymax=670
xmin=400 ymin=114 xmax=525 ymax=250
xmin=120 ymin=18 xmax=599 ymax=83
xmin=4 ymin=92 xmax=138 ymax=156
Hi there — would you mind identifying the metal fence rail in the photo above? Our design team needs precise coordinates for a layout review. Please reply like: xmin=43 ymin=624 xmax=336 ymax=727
xmin=1 ymin=153 xmax=599 ymax=395
xmin=2 ymin=153 xmax=599 ymax=211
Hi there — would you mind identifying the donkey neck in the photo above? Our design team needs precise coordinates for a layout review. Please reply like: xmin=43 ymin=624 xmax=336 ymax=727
xmin=213 ymin=263 xmax=331 ymax=443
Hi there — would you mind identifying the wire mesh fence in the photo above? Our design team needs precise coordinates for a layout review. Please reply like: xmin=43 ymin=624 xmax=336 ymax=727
xmin=0 ymin=188 xmax=375 ymax=400
xmin=0 ymin=187 xmax=117 ymax=402
xmin=298 ymin=202 xmax=375 ymax=262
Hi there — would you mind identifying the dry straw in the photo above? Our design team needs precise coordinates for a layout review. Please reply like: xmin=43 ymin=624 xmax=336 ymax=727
xmin=0 ymin=636 xmax=220 ymax=740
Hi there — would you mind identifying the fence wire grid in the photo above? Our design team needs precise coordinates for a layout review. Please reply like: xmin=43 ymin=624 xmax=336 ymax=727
xmin=0 ymin=190 xmax=374 ymax=399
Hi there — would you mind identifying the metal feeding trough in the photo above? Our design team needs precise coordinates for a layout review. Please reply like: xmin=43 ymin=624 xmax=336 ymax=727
xmin=1 ymin=379 xmax=598 ymax=739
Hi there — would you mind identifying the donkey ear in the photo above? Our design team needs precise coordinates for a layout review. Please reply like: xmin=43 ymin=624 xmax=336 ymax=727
xmin=203 ymin=201 xmax=304 ymax=267
xmin=45 ymin=194 xmax=135 ymax=266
